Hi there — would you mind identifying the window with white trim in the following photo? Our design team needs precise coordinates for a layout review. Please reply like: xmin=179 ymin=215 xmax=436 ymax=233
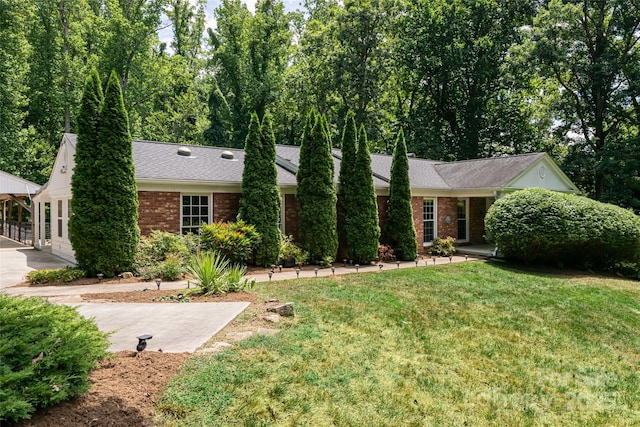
xmin=57 ymin=200 xmax=63 ymax=238
xmin=181 ymin=195 xmax=210 ymax=235
xmin=457 ymin=198 xmax=468 ymax=241
xmin=423 ymin=199 xmax=435 ymax=243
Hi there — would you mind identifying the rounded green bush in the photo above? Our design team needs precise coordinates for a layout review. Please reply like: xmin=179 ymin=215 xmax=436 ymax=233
xmin=485 ymin=188 xmax=640 ymax=267
xmin=0 ymin=295 xmax=110 ymax=423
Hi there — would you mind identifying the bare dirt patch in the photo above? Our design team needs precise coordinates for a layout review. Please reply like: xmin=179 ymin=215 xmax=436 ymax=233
xmin=17 ymin=351 xmax=189 ymax=427
xmin=81 ymin=289 xmax=258 ymax=304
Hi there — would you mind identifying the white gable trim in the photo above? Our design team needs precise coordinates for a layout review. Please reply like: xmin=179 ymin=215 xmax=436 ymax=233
xmin=504 ymin=154 xmax=579 ymax=193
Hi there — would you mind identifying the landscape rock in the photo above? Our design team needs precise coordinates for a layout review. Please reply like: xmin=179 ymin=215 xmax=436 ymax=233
xmin=197 ymin=342 xmax=232 ymax=355
xmin=121 ymin=272 xmax=134 ymax=279
xmin=263 ymin=314 xmax=281 ymax=323
xmin=267 ymin=302 xmax=294 ymax=317
xmin=226 ymin=331 xmax=255 ymax=341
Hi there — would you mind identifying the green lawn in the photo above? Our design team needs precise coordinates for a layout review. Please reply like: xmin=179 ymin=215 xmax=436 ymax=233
xmin=157 ymin=262 xmax=640 ymax=426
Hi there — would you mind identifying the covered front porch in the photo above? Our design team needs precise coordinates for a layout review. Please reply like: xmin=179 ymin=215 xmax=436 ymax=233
xmin=0 ymin=171 xmax=41 ymax=245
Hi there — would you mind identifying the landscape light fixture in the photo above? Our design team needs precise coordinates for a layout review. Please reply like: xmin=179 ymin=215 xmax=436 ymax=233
xmin=396 ymin=260 xmax=401 ymax=269
xmin=117 ymin=273 xmax=123 ymax=282
xmin=314 ymin=268 xmax=318 ymax=277
xmin=415 ymin=257 xmax=419 ymax=267
xmin=270 ymin=264 xmax=276 ymax=273
xmin=449 ymin=256 xmax=453 ymax=263
xmin=278 ymin=265 xmax=282 ymax=273
xmin=319 ymin=260 xmax=325 ymax=267
xmin=268 ymin=271 xmax=273 ymax=281
xmin=433 ymin=258 xmax=436 ymax=265
xmin=343 ymin=259 xmax=347 ymax=267
xmin=331 ymin=266 xmax=335 ymax=275
xmin=465 ymin=254 xmax=469 ymax=261
xmin=155 ymin=278 xmax=161 ymax=290
xmin=136 ymin=334 xmax=153 ymax=352
xmin=355 ymin=264 xmax=360 ymax=273
xmin=296 ymin=267 xmax=300 ymax=278
xmin=379 ymin=264 xmax=383 ymax=270
xmin=97 ymin=273 xmax=104 ymax=282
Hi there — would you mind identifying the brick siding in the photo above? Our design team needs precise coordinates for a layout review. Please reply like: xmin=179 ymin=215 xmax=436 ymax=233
xmin=284 ymin=194 xmax=300 ymax=240
xmin=437 ymin=197 xmax=458 ymax=240
xmin=469 ymin=197 xmax=487 ymax=244
xmin=137 ymin=191 xmax=180 ymax=235
xmin=213 ymin=193 xmax=241 ymax=223
xmin=411 ymin=197 xmax=425 ymax=253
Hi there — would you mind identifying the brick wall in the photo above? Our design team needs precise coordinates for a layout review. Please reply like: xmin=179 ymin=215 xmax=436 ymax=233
xmin=411 ymin=197 xmax=425 ymax=253
xmin=138 ymin=191 xmax=180 ymax=235
xmin=469 ymin=197 xmax=487 ymax=244
xmin=437 ymin=197 xmax=458 ymax=239
xmin=284 ymin=194 xmax=300 ymax=240
xmin=213 ymin=193 xmax=241 ymax=222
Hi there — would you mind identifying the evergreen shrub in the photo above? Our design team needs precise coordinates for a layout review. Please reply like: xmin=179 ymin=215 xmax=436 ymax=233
xmin=134 ymin=231 xmax=192 ymax=280
xmin=485 ymin=188 xmax=640 ymax=267
xmin=26 ymin=267 xmax=86 ymax=285
xmin=199 ymin=221 xmax=260 ymax=264
xmin=0 ymin=295 xmax=110 ymax=423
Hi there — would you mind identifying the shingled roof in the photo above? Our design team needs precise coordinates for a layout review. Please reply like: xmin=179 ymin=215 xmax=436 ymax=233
xmin=63 ymin=133 xmax=561 ymax=192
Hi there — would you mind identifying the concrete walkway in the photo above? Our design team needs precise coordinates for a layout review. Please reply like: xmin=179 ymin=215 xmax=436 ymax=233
xmin=1 ymin=238 xmax=479 ymax=352
xmin=0 ymin=236 xmax=73 ymax=289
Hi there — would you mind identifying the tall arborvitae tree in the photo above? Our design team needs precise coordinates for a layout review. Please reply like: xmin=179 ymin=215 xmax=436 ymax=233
xmin=69 ymin=69 xmax=104 ymax=272
xmin=296 ymin=110 xmax=338 ymax=263
xmin=344 ymin=125 xmax=380 ymax=263
xmin=92 ymin=70 xmax=140 ymax=277
xmin=385 ymin=128 xmax=417 ymax=260
xmin=337 ymin=111 xmax=357 ymax=259
xmin=238 ymin=112 xmax=281 ymax=265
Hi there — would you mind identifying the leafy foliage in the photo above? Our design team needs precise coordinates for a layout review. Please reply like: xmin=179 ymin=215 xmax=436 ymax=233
xmin=238 ymin=113 xmax=281 ymax=266
xmin=134 ymin=230 xmax=193 ymax=280
xmin=428 ymin=236 xmax=457 ymax=257
xmin=199 ymin=221 xmax=260 ymax=264
xmin=90 ymin=70 xmax=140 ymax=277
xmin=279 ymin=234 xmax=308 ymax=264
xmin=485 ymin=188 xmax=640 ymax=267
xmin=296 ymin=110 xmax=338 ymax=263
xmin=187 ymin=251 xmax=254 ymax=295
xmin=69 ymin=69 xmax=104 ymax=273
xmin=25 ymin=267 xmax=86 ymax=285
xmin=343 ymin=125 xmax=380 ymax=263
xmin=0 ymin=295 xmax=110 ymax=423
xmin=384 ymin=129 xmax=417 ymax=260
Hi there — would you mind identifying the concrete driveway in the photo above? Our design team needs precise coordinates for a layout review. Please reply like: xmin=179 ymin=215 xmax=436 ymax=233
xmin=0 ymin=237 xmax=250 ymax=353
xmin=0 ymin=236 xmax=73 ymax=288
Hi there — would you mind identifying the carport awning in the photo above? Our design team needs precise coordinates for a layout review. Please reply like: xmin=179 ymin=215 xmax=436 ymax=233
xmin=0 ymin=170 xmax=41 ymax=200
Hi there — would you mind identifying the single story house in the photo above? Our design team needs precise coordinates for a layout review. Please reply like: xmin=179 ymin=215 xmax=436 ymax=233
xmin=32 ymin=133 xmax=578 ymax=263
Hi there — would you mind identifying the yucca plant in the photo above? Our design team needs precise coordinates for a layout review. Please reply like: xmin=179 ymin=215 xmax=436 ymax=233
xmin=188 ymin=251 xmax=230 ymax=295
xmin=226 ymin=264 xmax=256 ymax=292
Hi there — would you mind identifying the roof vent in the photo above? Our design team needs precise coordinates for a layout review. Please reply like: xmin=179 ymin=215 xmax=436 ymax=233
xmin=221 ymin=150 xmax=234 ymax=160
xmin=177 ymin=147 xmax=192 ymax=157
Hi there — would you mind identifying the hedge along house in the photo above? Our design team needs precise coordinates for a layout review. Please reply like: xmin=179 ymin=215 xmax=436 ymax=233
xmin=33 ymin=133 xmax=578 ymax=263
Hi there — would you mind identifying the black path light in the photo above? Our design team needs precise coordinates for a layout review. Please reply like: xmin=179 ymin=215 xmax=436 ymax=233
xmin=343 ymin=259 xmax=347 ymax=267
xmin=314 ymin=268 xmax=318 ymax=277
xmin=415 ymin=257 xmax=419 ymax=267
xmin=465 ymin=254 xmax=469 ymax=261
xmin=379 ymin=264 xmax=383 ymax=271
xmin=278 ymin=265 xmax=282 ymax=272
xmin=155 ymin=278 xmax=161 ymax=290
xmin=97 ymin=273 xmax=104 ymax=282
xmin=449 ymin=255 xmax=453 ymax=263
xmin=136 ymin=334 xmax=153 ymax=352
xmin=355 ymin=264 xmax=360 ymax=273
xmin=295 ymin=267 xmax=300 ymax=278
xmin=433 ymin=258 xmax=436 ymax=265
xmin=396 ymin=260 xmax=401 ymax=269
xmin=268 ymin=271 xmax=273 ymax=281
xmin=331 ymin=266 xmax=335 ymax=275
xmin=270 ymin=264 xmax=276 ymax=273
